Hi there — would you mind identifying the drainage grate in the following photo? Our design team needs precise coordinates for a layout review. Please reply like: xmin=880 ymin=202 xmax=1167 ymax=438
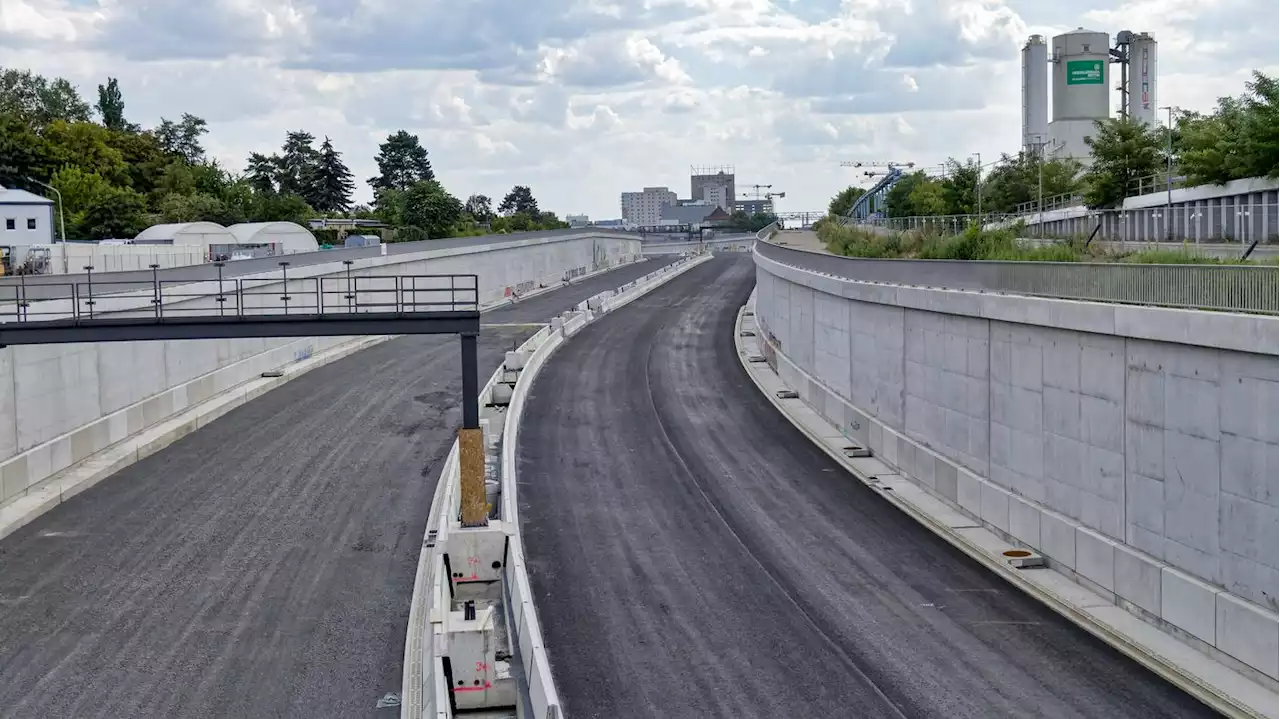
xmin=740 ymin=330 xmax=756 ymax=337
xmin=747 ymin=355 xmax=767 ymax=363
xmin=261 ymin=369 xmax=285 ymax=378
xmin=776 ymin=390 xmax=799 ymax=399
xmin=842 ymin=445 xmax=871 ymax=458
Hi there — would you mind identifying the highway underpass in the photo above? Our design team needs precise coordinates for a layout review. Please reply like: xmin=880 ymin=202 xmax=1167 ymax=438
xmin=0 ymin=257 xmax=678 ymax=719
xmin=516 ymin=255 xmax=1219 ymax=719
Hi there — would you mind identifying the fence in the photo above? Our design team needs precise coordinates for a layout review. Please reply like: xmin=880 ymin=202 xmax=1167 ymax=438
xmin=755 ymin=239 xmax=1278 ymax=314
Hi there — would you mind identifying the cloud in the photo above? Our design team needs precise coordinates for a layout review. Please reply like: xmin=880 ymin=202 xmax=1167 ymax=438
xmin=0 ymin=0 xmax=1275 ymax=220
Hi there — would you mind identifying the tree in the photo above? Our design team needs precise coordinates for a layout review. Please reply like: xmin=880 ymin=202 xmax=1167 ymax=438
xmin=155 ymin=113 xmax=209 ymax=164
xmin=1177 ymin=71 xmax=1279 ymax=186
xmin=278 ymin=130 xmax=320 ymax=202
xmin=77 ymin=186 xmax=147 ymax=240
xmin=828 ymin=186 xmax=867 ymax=217
xmin=96 ymin=77 xmax=127 ymax=132
xmin=0 ymin=111 xmax=54 ymax=185
xmin=249 ymin=192 xmax=314 ymax=225
xmin=106 ymin=129 xmax=167 ymax=195
xmin=312 ymin=137 xmax=354 ymax=213
xmin=0 ymin=68 xmax=92 ymax=127
xmin=1081 ymin=117 xmax=1162 ymax=208
xmin=940 ymin=157 xmax=981 ymax=215
xmin=402 ymin=180 xmax=463 ymax=239
xmin=908 ymin=180 xmax=949 ymax=216
xmin=884 ymin=171 xmax=933 ymax=217
xmin=464 ymin=193 xmax=494 ymax=222
xmin=49 ymin=165 xmax=113 ymax=217
xmin=245 ymin=152 xmax=279 ymax=194
xmin=368 ymin=130 xmax=434 ymax=193
xmin=43 ymin=120 xmax=130 ymax=186
xmin=499 ymin=185 xmax=539 ymax=216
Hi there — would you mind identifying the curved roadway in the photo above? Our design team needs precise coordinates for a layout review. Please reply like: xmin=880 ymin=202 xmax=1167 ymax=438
xmin=0 ymin=258 xmax=676 ymax=719
xmin=517 ymin=255 xmax=1217 ymax=719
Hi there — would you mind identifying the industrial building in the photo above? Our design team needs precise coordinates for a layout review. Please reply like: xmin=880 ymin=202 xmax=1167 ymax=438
xmin=690 ymin=166 xmax=735 ymax=213
xmin=1021 ymin=28 xmax=1159 ymax=162
xmin=0 ymin=185 xmax=55 ymax=245
xmin=620 ymin=187 xmax=677 ymax=227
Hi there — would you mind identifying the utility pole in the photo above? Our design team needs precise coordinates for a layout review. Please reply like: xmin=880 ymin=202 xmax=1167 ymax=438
xmin=25 ymin=176 xmax=66 ymax=241
xmin=1036 ymin=137 xmax=1045 ymax=240
xmin=1159 ymin=105 xmax=1175 ymax=241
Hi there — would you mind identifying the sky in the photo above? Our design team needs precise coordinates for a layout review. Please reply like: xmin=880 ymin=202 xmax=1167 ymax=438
xmin=1 ymin=0 xmax=1276 ymax=219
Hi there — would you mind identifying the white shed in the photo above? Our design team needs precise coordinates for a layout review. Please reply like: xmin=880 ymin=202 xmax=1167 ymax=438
xmin=134 ymin=221 xmax=236 ymax=247
xmin=227 ymin=222 xmax=319 ymax=254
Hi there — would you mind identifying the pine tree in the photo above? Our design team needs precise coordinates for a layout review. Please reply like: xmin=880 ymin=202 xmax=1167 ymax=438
xmin=312 ymin=137 xmax=355 ymax=213
xmin=368 ymin=130 xmax=434 ymax=193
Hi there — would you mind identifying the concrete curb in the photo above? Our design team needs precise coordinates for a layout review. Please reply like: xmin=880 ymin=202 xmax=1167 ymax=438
xmin=732 ymin=298 xmax=1275 ymax=719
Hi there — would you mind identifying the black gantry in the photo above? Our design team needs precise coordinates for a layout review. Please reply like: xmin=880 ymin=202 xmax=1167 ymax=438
xmin=0 ymin=263 xmax=484 ymax=428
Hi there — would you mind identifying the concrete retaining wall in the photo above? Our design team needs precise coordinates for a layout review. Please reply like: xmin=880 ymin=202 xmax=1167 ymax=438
xmin=753 ymin=249 xmax=1280 ymax=682
xmin=0 ymin=232 xmax=640 ymax=511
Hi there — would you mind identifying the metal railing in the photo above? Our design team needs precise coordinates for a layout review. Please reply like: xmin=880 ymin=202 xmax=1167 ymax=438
xmin=755 ymin=221 xmax=780 ymax=241
xmin=0 ymin=265 xmax=480 ymax=325
xmin=756 ymin=239 xmax=1278 ymax=314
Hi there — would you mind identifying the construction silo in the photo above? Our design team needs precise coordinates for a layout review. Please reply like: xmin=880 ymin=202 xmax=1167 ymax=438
xmin=1021 ymin=35 xmax=1049 ymax=155
xmin=1125 ymin=32 xmax=1158 ymax=127
xmin=1049 ymin=27 xmax=1111 ymax=163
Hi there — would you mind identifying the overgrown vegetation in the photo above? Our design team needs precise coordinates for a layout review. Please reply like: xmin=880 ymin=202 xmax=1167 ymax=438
xmin=0 ymin=67 xmax=570 ymax=241
xmin=816 ymin=221 xmax=1266 ymax=265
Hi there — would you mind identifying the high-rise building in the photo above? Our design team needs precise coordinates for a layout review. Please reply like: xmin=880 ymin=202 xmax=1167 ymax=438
xmin=620 ymin=187 xmax=677 ymax=227
xmin=691 ymin=166 xmax=735 ymax=213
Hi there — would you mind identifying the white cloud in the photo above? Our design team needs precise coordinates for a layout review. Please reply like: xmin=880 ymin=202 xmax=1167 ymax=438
xmin=1 ymin=0 xmax=1275 ymax=219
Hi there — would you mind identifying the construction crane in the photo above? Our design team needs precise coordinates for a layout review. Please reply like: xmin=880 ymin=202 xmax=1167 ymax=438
xmin=742 ymin=184 xmax=773 ymax=199
xmin=838 ymin=161 xmax=916 ymax=169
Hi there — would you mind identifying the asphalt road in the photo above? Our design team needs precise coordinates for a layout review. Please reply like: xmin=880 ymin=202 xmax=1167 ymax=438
xmin=0 ymin=257 xmax=676 ymax=719
xmin=517 ymin=255 xmax=1218 ymax=719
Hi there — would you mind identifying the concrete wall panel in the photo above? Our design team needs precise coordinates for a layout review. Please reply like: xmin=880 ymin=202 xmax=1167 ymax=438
xmin=754 ymin=250 xmax=1279 ymax=679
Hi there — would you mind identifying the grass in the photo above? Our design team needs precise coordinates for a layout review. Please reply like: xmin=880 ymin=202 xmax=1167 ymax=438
xmin=815 ymin=220 xmax=1272 ymax=265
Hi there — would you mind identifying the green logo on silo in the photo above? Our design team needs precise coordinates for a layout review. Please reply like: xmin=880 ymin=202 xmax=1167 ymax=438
xmin=1066 ymin=60 xmax=1104 ymax=85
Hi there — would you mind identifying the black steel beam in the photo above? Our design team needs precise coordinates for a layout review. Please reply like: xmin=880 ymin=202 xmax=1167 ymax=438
xmin=0 ymin=311 xmax=480 ymax=346
xmin=460 ymin=332 xmax=479 ymax=429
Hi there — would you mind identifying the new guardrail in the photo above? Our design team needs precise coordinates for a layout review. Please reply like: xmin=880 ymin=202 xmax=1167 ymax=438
xmin=756 ymin=240 xmax=1278 ymax=315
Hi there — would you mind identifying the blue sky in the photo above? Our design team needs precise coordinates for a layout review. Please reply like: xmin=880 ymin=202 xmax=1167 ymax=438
xmin=1 ymin=0 xmax=1276 ymax=218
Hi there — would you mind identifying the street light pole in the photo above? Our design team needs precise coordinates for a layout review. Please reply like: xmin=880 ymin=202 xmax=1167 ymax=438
xmin=25 ymin=176 xmax=66 ymax=241
xmin=1036 ymin=138 xmax=1045 ymax=240
xmin=972 ymin=152 xmax=982 ymax=222
xmin=1158 ymin=105 xmax=1175 ymax=241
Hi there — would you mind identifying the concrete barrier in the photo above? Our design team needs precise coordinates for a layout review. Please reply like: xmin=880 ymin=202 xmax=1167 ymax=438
xmin=0 ymin=232 xmax=642 ymax=520
xmin=752 ymin=247 xmax=1279 ymax=685
xmin=403 ymin=252 xmax=713 ymax=719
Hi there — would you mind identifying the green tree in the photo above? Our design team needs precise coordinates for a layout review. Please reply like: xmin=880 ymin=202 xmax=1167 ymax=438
xmin=883 ymin=171 xmax=934 ymax=217
xmin=278 ymin=130 xmax=321 ymax=203
xmin=940 ymin=157 xmax=980 ymax=215
xmin=403 ymin=180 xmax=463 ymax=239
xmin=245 ymin=152 xmax=279 ymax=194
xmin=498 ymin=185 xmax=539 ymax=216
xmin=464 ymin=193 xmax=494 ymax=222
xmin=96 ymin=77 xmax=128 ymax=132
xmin=312 ymin=136 xmax=354 ymax=213
xmin=249 ymin=192 xmax=314 ymax=225
xmin=0 ymin=111 xmax=54 ymax=185
xmin=43 ymin=120 xmax=130 ymax=186
xmin=155 ymin=192 xmax=240 ymax=224
xmin=105 ymin=129 xmax=167 ymax=195
xmin=155 ymin=113 xmax=209 ymax=163
xmin=49 ymin=165 xmax=113 ymax=217
xmin=981 ymin=152 xmax=1083 ymax=213
xmin=369 ymin=130 xmax=434 ymax=193
xmin=827 ymin=186 xmax=867 ymax=217
xmin=908 ymin=180 xmax=949 ymax=216
xmin=0 ymin=68 xmax=92 ymax=127
xmin=1081 ymin=117 xmax=1162 ymax=208
xmin=77 ymin=186 xmax=147 ymax=240
xmin=1177 ymin=71 xmax=1279 ymax=185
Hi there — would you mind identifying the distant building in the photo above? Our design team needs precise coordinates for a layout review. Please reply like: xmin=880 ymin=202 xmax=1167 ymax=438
xmin=592 ymin=219 xmax=625 ymax=228
xmin=621 ymin=187 xmax=677 ymax=227
xmin=734 ymin=199 xmax=772 ymax=216
xmin=307 ymin=218 xmax=389 ymax=232
xmin=566 ymin=214 xmax=590 ymax=228
xmin=659 ymin=203 xmax=732 ymax=229
xmin=691 ymin=166 xmax=735 ymax=213
xmin=0 ymin=185 xmax=56 ymax=244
